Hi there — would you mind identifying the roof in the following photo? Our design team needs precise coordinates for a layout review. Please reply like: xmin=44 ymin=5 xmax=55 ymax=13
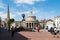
xmin=40 ymin=19 xmax=53 ymax=23
xmin=55 ymin=16 xmax=60 ymax=18
xmin=11 ymin=21 xmax=20 ymax=24
xmin=46 ymin=19 xmax=53 ymax=22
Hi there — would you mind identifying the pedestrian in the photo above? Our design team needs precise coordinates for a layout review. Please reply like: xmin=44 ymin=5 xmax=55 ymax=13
xmin=37 ymin=26 xmax=39 ymax=32
xmin=50 ymin=27 xmax=54 ymax=33
xmin=37 ymin=24 xmax=41 ymax=32
xmin=11 ymin=26 xmax=15 ymax=37
xmin=53 ymin=27 xmax=59 ymax=38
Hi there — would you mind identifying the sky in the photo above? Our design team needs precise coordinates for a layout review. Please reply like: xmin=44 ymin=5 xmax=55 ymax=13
xmin=0 ymin=0 xmax=60 ymax=21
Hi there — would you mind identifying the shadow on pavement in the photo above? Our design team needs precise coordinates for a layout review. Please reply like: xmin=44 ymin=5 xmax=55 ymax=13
xmin=0 ymin=27 xmax=29 ymax=40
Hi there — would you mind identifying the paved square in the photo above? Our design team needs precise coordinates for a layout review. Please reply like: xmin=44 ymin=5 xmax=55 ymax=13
xmin=0 ymin=30 xmax=60 ymax=40
xmin=18 ymin=31 xmax=60 ymax=40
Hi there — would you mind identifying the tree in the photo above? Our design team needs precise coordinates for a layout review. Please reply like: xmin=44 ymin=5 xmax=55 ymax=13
xmin=7 ymin=18 xmax=14 ymax=31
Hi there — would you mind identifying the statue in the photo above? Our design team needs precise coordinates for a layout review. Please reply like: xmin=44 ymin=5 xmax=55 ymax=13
xmin=21 ymin=13 xmax=25 ymax=21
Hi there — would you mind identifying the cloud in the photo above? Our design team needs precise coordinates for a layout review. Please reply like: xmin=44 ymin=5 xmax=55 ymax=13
xmin=13 ymin=0 xmax=46 ymax=5
xmin=0 ymin=3 xmax=7 ymax=9
xmin=0 ymin=12 xmax=16 ymax=20
xmin=17 ymin=9 xmax=39 ymax=16
xmin=10 ymin=13 xmax=16 ymax=18
xmin=0 ymin=12 xmax=7 ymax=20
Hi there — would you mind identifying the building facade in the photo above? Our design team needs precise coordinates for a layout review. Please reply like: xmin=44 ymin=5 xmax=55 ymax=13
xmin=11 ymin=12 xmax=39 ymax=30
xmin=54 ymin=16 xmax=60 ymax=29
xmin=1 ymin=5 xmax=60 ymax=31
xmin=40 ymin=19 xmax=54 ymax=30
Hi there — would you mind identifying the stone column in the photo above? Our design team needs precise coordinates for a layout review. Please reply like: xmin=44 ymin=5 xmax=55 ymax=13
xmin=28 ymin=23 xmax=29 ymax=28
xmin=26 ymin=23 xmax=28 ymax=28
xmin=30 ymin=23 xmax=31 ymax=29
xmin=32 ymin=23 xmax=33 ymax=29
xmin=33 ymin=23 xmax=34 ymax=29
xmin=31 ymin=23 xmax=32 ymax=29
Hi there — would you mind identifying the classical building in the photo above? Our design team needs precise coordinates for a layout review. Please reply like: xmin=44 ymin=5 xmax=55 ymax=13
xmin=11 ymin=12 xmax=39 ymax=30
xmin=0 ymin=5 xmax=39 ymax=30
xmin=24 ymin=13 xmax=39 ymax=29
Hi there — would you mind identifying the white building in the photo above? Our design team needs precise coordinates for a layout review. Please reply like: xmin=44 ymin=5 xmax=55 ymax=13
xmin=54 ymin=16 xmax=60 ymax=29
xmin=40 ymin=19 xmax=54 ymax=30
xmin=45 ymin=19 xmax=54 ymax=30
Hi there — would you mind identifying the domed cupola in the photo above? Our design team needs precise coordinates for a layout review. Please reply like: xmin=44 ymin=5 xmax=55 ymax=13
xmin=25 ymin=11 xmax=36 ymax=21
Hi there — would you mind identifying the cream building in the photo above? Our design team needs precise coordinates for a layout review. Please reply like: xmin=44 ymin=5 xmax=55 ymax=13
xmin=11 ymin=12 xmax=39 ymax=30
xmin=25 ymin=15 xmax=39 ymax=29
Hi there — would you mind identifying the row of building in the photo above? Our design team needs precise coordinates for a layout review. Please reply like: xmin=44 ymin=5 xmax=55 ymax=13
xmin=0 ymin=6 xmax=60 ymax=30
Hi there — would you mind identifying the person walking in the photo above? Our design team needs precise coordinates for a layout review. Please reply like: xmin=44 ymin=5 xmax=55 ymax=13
xmin=37 ymin=24 xmax=42 ymax=32
xmin=50 ymin=27 xmax=54 ymax=33
xmin=53 ymin=27 xmax=59 ymax=38
xmin=11 ymin=26 xmax=15 ymax=37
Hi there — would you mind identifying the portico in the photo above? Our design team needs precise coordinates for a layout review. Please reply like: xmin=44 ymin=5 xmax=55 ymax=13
xmin=25 ymin=21 xmax=38 ymax=29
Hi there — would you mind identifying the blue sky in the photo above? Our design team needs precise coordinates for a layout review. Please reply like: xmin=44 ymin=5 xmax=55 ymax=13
xmin=0 ymin=0 xmax=60 ymax=21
